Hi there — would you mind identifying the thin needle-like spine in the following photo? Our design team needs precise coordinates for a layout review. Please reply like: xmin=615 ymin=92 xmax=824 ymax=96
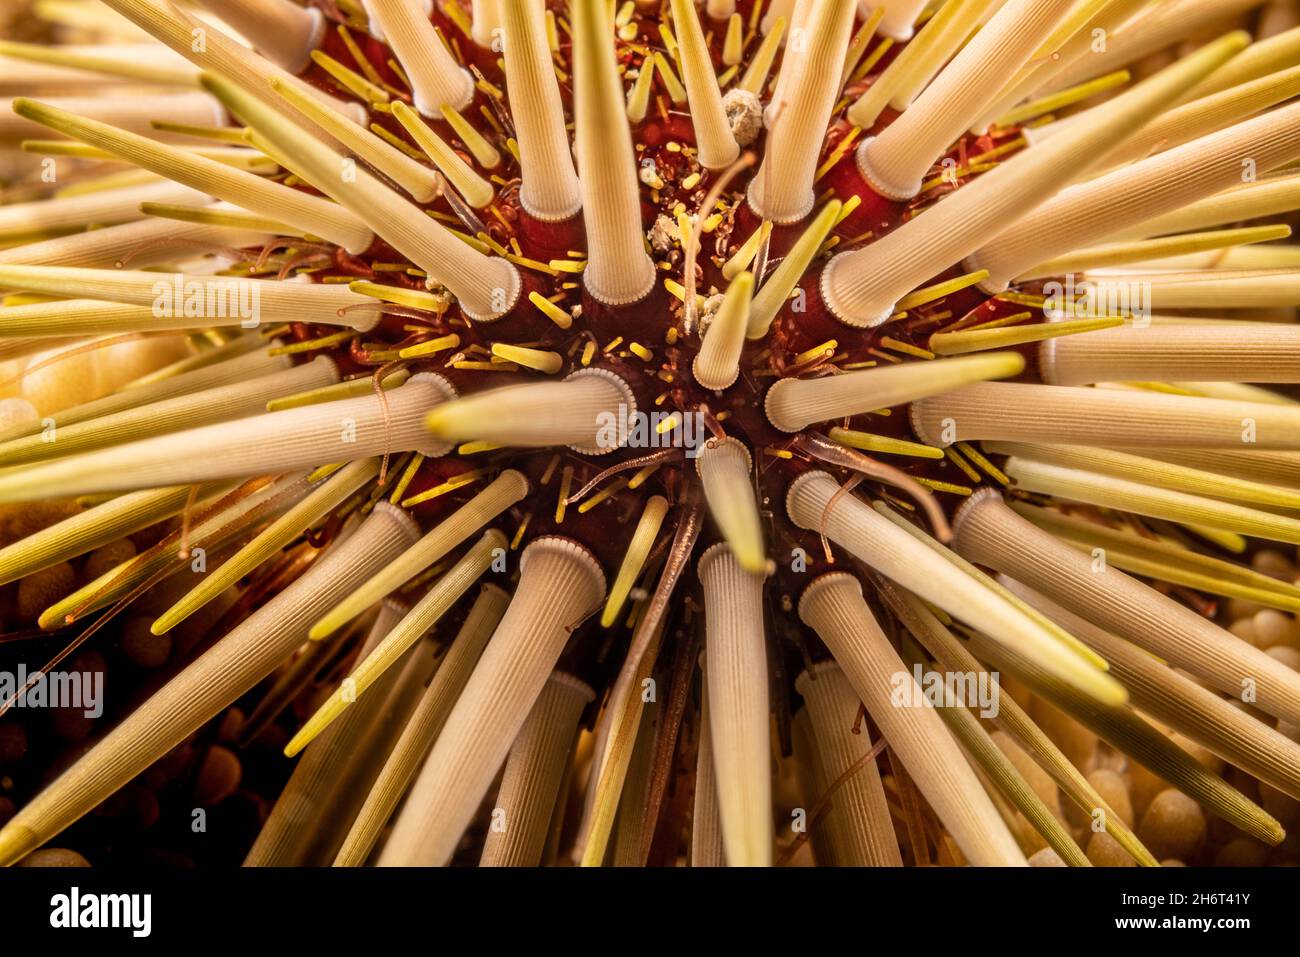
xmin=334 ymin=584 xmax=509 ymax=867
xmin=601 ymin=495 xmax=669 ymax=628
xmin=822 ymin=33 xmax=1248 ymax=326
xmin=1001 ymin=454 xmax=1300 ymax=547
xmin=0 ymin=264 xmax=383 ymax=329
xmin=98 ymin=0 xmax=363 ymax=127
xmin=480 ymin=671 xmax=593 ymax=867
xmin=309 ymin=470 xmax=529 ymax=641
xmin=0 ymin=505 xmax=419 ymax=865
xmin=571 ymin=0 xmax=656 ymax=304
xmin=389 ymin=100 xmax=495 ymax=209
xmin=1007 ymin=579 xmax=1300 ymax=803
xmin=795 ymin=662 xmax=902 ymax=866
xmin=797 ymin=572 xmax=1028 ymax=866
xmin=958 ymin=619 xmax=1284 ymax=848
xmin=194 ymin=0 xmax=325 ymax=72
xmin=745 ymin=200 xmax=842 ymax=339
xmin=0 ymin=180 xmax=210 ymax=244
xmin=286 ymin=530 xmax=508 ymax=756
xmin=858 ymin=0 xmax=1076 ymax=200
xmin=698 ymin=543 xmax=771 ymax=867
xmin=877 ymin=579 xmax=1158 ymax=866
xmin=244 ymin=602 xmax=436 ymax=866
xmin=951 ymin=491 xmax=1300 ymax=728
xmin=910 ymin=381 xmax=1300 ymax=451
xmin=206 ymin=74 xmax=521 ymax=322
xmin=1023 ymin=224 xmax=1292 ymax=278
xmin=152 ymin=459 xmax=381 ymax=634
xmin=270 ymin=79 xmax=442 ymax=203
xmin=499 ymin=0 xmax=582 ymax=220
xmin=969 ymin=100 xmax=1300 ymax=290
xmin=695 ymin=438 xmax=765 ymax=574
xmin=0 ymin=483 xmax=220 ymax=587
xmin=360 ymin=0 xmax=474 ymax=114
xmin=0 ymin=39 xmax=199 ymax=87
xmin=0 ymin=357 xmax=341 ymax=466
xmin=749 ymin=0 xmax=857 ymax=223
xmin=0 ymin=345 xmax=287 ymax=441
xmin=425 ymin=369 xmax=635 ymax=454
xmin=0 ymin=90 xmax=223 ymax=143
xmin=693 ymin=272 xmax=753 ymax=390
xmin=1011 ymin=501 xmax=1300 ymax=615
xmin=0 ymin=211 xmax=268 ymax=269
xmin=765 ymin=352 xmax=1024 ymax=432
xmin=0 ymin=374 xmax=456 ymax=502
xmin=378 ymin=536 xmax=605 ymax=866
xmin=669 ymin=0 xmax=739 ymax=170
xmin=987 ymin=442 xmax=1300 ymax=512
xmin=786 ymin=471 xmax=1125 ymax=706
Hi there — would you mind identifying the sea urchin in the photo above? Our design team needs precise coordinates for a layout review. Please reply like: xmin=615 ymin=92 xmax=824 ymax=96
xmin=0 ymin=0 xmax=1297 ymax=869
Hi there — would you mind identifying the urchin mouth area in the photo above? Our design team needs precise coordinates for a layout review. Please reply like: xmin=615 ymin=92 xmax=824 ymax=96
xmin=0 ymin=0 xmax=1295 ymax=873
